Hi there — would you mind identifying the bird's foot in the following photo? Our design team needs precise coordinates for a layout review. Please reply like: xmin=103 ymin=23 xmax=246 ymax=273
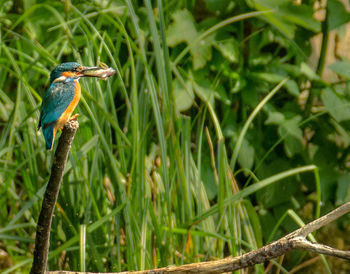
xmin=70 ymin=114 xmax=79 ymax=121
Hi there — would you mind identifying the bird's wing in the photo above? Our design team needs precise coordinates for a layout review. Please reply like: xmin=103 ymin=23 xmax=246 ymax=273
xmin=38 ymin=82 xmax=76 ymax=129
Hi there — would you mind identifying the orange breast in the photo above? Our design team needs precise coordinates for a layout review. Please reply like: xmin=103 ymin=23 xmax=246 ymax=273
xmin=56 ymin=80 xmax=81 ymax=129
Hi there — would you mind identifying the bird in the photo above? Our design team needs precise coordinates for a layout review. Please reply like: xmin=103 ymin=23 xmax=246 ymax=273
xmin=38 ymin=62 xmax=115 ymax=150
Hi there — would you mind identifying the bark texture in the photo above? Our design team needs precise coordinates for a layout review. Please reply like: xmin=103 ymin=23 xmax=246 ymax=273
xmin=31 ymin=120 xmax=79 ymax=274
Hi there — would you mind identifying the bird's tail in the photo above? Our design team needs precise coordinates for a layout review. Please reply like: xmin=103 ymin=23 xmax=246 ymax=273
xmin=43 ymin=125 xmax=56 ymax=150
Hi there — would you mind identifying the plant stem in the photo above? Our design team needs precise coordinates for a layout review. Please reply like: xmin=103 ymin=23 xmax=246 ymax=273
xmin=304 ymin=4 xmax=329 ymax=117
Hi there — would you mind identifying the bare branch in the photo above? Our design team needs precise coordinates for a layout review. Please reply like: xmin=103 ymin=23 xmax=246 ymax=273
xmin=286 ymin=202 xmax=350 ymax=238
xmin=47 ymin=202 xmax=350 ymax=274
xmin=293 ymin=237 xmax=350 ymax=260
xmin=31 ymin=120 xmax=79 ymax=274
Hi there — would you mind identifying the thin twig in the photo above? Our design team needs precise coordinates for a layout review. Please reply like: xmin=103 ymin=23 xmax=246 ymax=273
xmin=286 ymin=202 xmax=350 ymax=238
xmin=48 ymin=202 xmax=350 ymax=273
xmin=289 ymin=256 xmax=320 ymax=273
xmin=31 ymin=120 xmax=79 ymax=274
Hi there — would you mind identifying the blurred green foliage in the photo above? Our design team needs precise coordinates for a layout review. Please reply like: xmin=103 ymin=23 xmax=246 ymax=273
xmin=1 ymin=0 xmax=350 ymax=273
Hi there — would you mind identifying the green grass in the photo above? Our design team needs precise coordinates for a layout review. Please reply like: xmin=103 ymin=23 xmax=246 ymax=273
xmin=2 ymin=0 xmax=350 ymax=273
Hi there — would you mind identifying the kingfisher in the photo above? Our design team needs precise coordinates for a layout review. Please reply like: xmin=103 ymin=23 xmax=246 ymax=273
xmin=38 ymin=62 xmax=115 ymax=150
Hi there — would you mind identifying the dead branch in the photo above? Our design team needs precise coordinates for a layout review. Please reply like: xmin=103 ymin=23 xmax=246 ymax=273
xmin=31 ymin=120 xmax=79 ymax=274
xmin=47 ymin=202 xmax=350 ymax=274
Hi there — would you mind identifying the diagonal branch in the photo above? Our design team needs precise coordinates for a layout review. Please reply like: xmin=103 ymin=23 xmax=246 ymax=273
xmin=48 ymin=202 xmax=350 ymax=274
xmin=286 ymin=202 xmax=350 ymax=238
xmin=293 ymin=237 xmax=350 ymax=260
xmin=31 ymin=120 xmax=79 ymax=274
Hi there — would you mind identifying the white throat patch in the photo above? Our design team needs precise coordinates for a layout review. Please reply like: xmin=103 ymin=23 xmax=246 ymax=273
xmin=53 ymin=76 xmax=67 ymax=83
xmin=53 ymin=76 xmax=80 ymax=83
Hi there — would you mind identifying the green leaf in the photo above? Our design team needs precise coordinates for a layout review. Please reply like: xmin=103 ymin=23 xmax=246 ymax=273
xmin=329 ymin=60 xmax=350 ymax=79
xmin=319 ymin=170 xmax=338 ymax=201
xmin=278 ymin=115 xmax=303 ymax=157
xmin=212 ymin=38 xmax=239 ymax=63
xmin=167 ymin=10 xmax=197 ymax=46
xmin=200 ymin=157 xmax=218 ymax=200
xmin=265 ymin=111 xmax=303 ymax=157
xmin=246 ymin=0 xmax=320 ymax=37
xmin=256 ymin=159 xmax=298 ymax=208
xmin=191 ymin=73 xmax=215 ymax=106
xmin=322 ymin=87 xmax=350 ymax=122
xmin=279 ymin=3 xmax=320 ymax=32
xmin=300 ymin=62 xmax=320 ymax=80
xmin=173 ymin=79 xmax=194 ymax=112
xmin=265 ymin=111 xmax=285 ymax=125
xmin=166 ymin=9 xmax=213 ymax=69
xmin=329 ymin=119 xmax=350 ymax=147
xmin=282 ymin=134 xmax=303 ymax=157
xmin=328 ymin=0 xmax=350 ymax=30
xmin=237 ymin=138 xmax=255 ymax=172
xmin=285 ymin=79 xmax=299 ymax=96
xmin=192 ymin=82 xmax=214 ymax=106
xmin=252 ymin=72 xmax=285 ymax=83
xmin=204 ymin=0 xmax=235 ymax=15
xmin=259 ymin=209 xmax=281 ymax=241
xmin=336 ymin=174 xmax=350 ymax=205
xmin=282 ymin=115 xmax=303 ymax=139
xmin=214 ymin=84 xmax=231 ymax=105
xmin=242 ymin=199 xmax=263 ymax=247
xmin=192 ymin=37 xmax=214 ymax=69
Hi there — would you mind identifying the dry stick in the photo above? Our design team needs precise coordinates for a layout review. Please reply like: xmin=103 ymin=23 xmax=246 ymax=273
xmin=48 ymin=202 xmax=350 ymax=274
xmin=31 ymin=120 xmax=79 ymax=274
xmin=289 ymin=256 xmax=321 ymax=274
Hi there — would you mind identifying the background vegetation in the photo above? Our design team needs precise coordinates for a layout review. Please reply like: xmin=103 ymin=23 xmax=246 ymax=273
xmin=1 ymin=0 xmax=350 ymax=273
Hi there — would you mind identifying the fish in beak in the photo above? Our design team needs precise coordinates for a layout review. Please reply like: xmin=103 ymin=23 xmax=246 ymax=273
xmin=79 ymin=62 xmax=116 ymax=80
